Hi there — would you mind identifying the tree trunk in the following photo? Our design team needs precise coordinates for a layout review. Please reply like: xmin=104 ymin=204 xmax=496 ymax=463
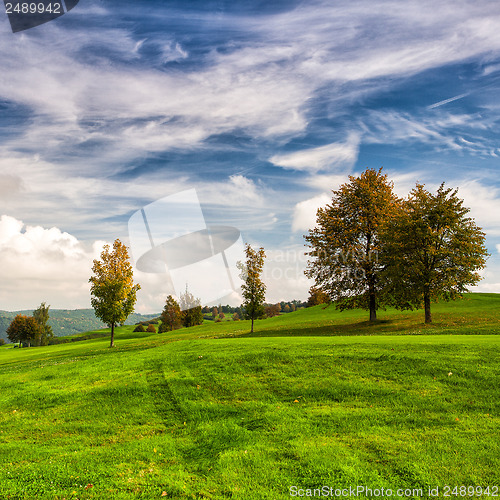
xmin=424 ymin=293 xmax=432 ymax=324
xmin=110 ymin=322 xmax=115 ymax=347
xmin=369 ymin=290 xmax=377 ymax=322
xmin=251 ymin=316 xmax=254 ymax=333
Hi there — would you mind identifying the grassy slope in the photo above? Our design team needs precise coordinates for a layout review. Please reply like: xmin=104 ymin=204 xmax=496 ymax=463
xmin=0 ymin=293 xmax=499 ymax=499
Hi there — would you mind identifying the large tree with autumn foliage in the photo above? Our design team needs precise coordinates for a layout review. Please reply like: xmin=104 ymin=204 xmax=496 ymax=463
xmin=381 ymin=183 xmax=488 ymax=323
xmin=89 ymin=239 xmax=141 ymax=347
xmin=305 ymin=168 xmax=398 ymax=322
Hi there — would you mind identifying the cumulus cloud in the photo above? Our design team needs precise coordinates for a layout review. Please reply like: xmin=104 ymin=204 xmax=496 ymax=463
xmin=446 ymin=179 xmax=500 ymax=237
xmin=291 ymin=193 xmax=331 ymax=232
xmin=0 ymin=215 xmax=111 ymax=310
xmin=0 ymin=215 xmax=181 ymax=313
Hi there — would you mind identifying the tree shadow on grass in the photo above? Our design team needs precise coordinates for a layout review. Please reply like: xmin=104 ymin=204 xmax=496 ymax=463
xmin=235 ymin=320 xmax=402 ymax=338
xmin=145 ymin=359 xmax=186 ymax=427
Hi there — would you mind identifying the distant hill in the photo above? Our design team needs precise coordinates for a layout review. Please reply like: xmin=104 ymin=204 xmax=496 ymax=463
xmin=0 ymin=309 xmax=159 ymax=342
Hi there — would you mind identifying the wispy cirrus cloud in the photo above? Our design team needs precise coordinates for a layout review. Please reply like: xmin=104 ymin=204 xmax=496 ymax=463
xmin=357 ymin=109 xmax=498 ymax=157
xmin=2 ymin=0 xmax=500 ymax=175
xmin=269 ymin=134 xmax=360 ymax=173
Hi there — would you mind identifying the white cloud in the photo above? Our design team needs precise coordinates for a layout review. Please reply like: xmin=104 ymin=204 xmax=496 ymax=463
xmin=453 ymin=180 xmax=500 ymax=237
xmin=292 ymin=193 xmax=330 ymax=232
xmin=303 ymin=173 xmax=349 ymax=192
xmin=270 ymin=135 xmax=360 ymax=173
xmin=472 ymin=282 xmax=500 ymax=293
xmin=0 ymin=215 xmax=108 ymax=310
xmin=205 ymin=175 xmax=264 ymax=205
xmin=496 ymin=244 xmax=500 ymax=254
xmin=358 ymin=109 xmax=494 ymax=154
xmin=2 ymin=0 xmax=500 ymax=178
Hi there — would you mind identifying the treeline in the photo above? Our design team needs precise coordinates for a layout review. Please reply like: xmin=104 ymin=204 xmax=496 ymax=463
xmin=201 ymin=300 xmax=307 ymax=321
xmin=134 ymin=296 xmax=309 ymax=334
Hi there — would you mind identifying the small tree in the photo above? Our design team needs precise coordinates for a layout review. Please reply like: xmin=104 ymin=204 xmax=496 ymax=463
xmin=146 ymin=324 xmax=156 ymax=333
xmin=134 ymin=324 xmax=146 ymax=332
xmin=33 ymin=302 xmax=54 ymax=346
xmin=219 ymin=312 xmax=225 ymax=320
xmin=159 ymin=295 xmax=182 ymax=332
xmin=6 ymin=315 xmax=23 ymax=346
xmin=89 ymin=239 xmax=141 ymax=348
xmin=382 ymin=183 xmax=489 ymax=323
xmin=211 ymin=307 xmax=218 ymax=319
xmin=305 ymin=168 xmax=398 ymax=321
xmin=180 ymin=288 xmax=203 ymax=327
xmin=238 ymin=244 xmax=266 ymax=333
xmin=6 ymin=315 xmax=41 ymax=348
xmin=232 ymin=312 xmax=240 ymax=321
xmin=0 ymin=338 xmax=5 ymax=346
xmin=265 ymin=303 xmax=281 ymax=318
xmin=283 ymin=304 xmax=291 ymax=313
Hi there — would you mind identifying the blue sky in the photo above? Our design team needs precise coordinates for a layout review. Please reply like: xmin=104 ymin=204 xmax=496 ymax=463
xmin=0 ymin=0 xmax=500 ymax=312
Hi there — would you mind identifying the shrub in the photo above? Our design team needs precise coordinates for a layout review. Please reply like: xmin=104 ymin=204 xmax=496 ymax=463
xmin=232 ymin=312 xmax=240 ymax=321
xmin=0 ymin=338 xmax=5 ymax=346
xmin=134 ymin=324 xmax=146 ymax=332
xmin=146 ymin=324 xmax=156 ymax=333
xmin=48 ymin=337 xmax=70 ymax=345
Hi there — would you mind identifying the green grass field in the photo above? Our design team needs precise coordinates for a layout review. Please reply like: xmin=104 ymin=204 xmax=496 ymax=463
xmin=0 ymin=293 xmax=499 ymax=499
